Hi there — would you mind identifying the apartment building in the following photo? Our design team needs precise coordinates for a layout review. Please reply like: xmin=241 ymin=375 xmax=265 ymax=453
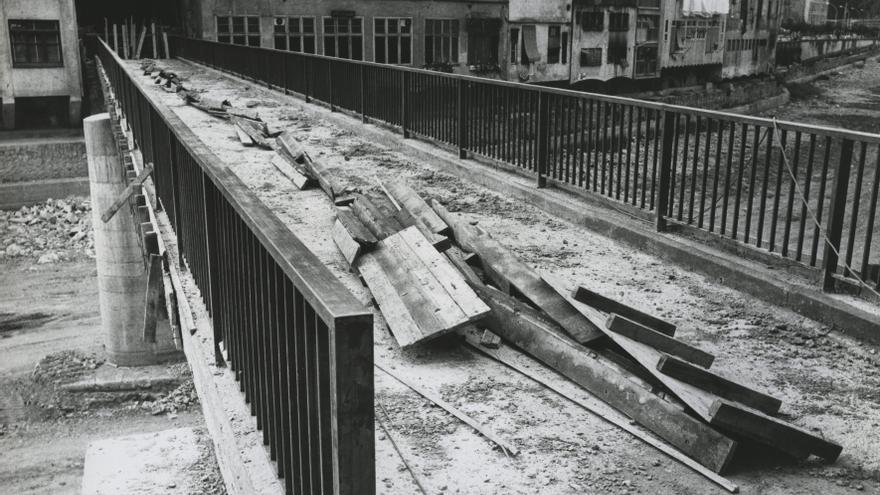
xmin=0 ymin=0 xmax=83 ymax=130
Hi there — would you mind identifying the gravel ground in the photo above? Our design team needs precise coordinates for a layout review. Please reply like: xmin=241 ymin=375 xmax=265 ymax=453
xmin=127 ymin=58 xmax=880 ymax=494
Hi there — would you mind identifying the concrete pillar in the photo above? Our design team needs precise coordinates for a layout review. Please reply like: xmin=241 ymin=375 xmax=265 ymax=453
xmin=1 ymin=97 xmax=13 ymax=130
xmin=85 ymin=113 xmax=178 ymax=366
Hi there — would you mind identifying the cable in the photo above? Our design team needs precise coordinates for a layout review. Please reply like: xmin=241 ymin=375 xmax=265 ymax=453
xmin=770 ymin=118 xmax=880 ymax=299
xmin=375 ymin=400 xmax=429 ymax=495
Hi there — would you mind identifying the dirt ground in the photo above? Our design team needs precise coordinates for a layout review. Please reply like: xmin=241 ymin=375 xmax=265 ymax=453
xmin=770 ymin=56 xmax=880 ymax=134
xmin=0 ymin=201 xmax=225 ymax=495
xmin=130 ymin=59 xmax=880 ymax=494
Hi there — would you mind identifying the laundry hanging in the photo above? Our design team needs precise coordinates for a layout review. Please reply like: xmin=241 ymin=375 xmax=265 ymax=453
xmin=682 ymin=0 xmax=729 ymax=17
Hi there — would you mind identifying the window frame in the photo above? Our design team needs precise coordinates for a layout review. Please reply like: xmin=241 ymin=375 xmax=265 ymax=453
xmin=609 ymin=12 xmax=630 ymax=33
xmin=216 ymin=15 xmax=261 ymax=47
xmin=579 ymin=47 xmax=603 ymax=67
xmin=425 ymin=18 xmax=459 ymax=66
xmin=579 ymin=11 xmax=605 ymax=32
xmin=9 ymin=19 xmax=64 ymax=68
xmin=274 ymin=16 xmax=316 ymax=54
xmin=547 ymin=24 xmax=568 ymax=64
xmin=374 ymin=17 xmax=413 ymax=65
xmin=323 ymin=16 xmax=364 ymax=60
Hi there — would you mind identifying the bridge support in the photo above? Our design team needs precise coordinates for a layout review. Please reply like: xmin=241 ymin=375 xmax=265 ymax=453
xmin=85 ymin=113 xmax=178 ymax=366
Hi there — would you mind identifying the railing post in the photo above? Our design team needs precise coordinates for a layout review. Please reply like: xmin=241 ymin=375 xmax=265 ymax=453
xmin=457 ymin=78 xmax=467 ymax=159
xmin=401 ymin=71 xmax=409 ymax=138
xmin=360 ymin=64 xmax=367 ymax=123
xmin=305 ymin=58 xmax=312 ymax=103
xmin=656 ymin=111 xmax=676 ymax=232
xmin=536 ymin=91 xmax=549 ymax=188
xmin=282 ymin=54 xmax=288 ymax=95
xmin=203 ymin=173 xmax=224 ymax=366
xmin=822 ymin=139 xmax=854 ymax=291
xmin=328 ymin=60 xmax=335 ymax=111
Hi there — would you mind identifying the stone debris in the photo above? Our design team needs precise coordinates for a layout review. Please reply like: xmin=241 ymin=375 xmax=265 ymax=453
xmin=0 ymin=197 xmax=94 ymax=262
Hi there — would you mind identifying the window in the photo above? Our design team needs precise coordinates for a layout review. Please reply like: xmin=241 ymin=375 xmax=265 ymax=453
xmin=608 ymin=33 xmax=628 ymax=64
xmin=579 ymin=11 xmax=604 ymax=31
xmin=375 ymin=18 xmax=412 ymax=64
xmin=547 ymin=25 xmax=568 ymax=64
xmin=609 ymin=13 xmax=629 ymax=32
xmin=425 ymin=19 xmax=459 ymax=65
xmin=324 ymin=16 xmax=363 ymax=60
xmin=274 ymin=17 xmax=316 ymax=53
xmin=636 ymin=15 xmax=659 ymax=43
xmin=635 ymin=45 xmax=658 ymax=76
xmin=510 ymin=27 xmax=519 ymax=63
xmin=466 ymin=18 xmax=500 ymax=67
xmin=9 ymin=20 xmax=62 ymax=67
xmin=217 ymin=16 xmax=260 ymax=46
xmin=580 ymin=47 xmax=602 ymax=67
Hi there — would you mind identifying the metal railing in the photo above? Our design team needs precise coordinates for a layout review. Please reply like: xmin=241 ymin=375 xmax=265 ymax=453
xmin=92 ymin=37 xmax=375 ymax=495
xmin=171 ymin=36 xmax=880 ymax=293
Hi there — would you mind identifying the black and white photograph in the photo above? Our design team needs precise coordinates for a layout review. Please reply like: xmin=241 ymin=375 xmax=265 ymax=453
xmin=1 ymin=0 xmax=879 ymax=493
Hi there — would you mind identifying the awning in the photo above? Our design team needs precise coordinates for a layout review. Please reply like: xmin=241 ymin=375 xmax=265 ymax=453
xmin=522 ymin=25 xmax=540 ymax=62
xmin=682 ymin=0 xmax=729 ymax=17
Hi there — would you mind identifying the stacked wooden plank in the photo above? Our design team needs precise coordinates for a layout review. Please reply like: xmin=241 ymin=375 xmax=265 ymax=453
xmin=328 ymin=182 xmax=489 ymax=348
xmin=427 ymin=199 xmax=843 ymax=488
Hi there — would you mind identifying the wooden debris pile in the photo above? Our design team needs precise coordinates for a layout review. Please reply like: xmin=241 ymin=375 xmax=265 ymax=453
xmin=318 ymin=174 xmax=842 ymax=493
xmin=273 ymin=131 xmax=356 ymax=205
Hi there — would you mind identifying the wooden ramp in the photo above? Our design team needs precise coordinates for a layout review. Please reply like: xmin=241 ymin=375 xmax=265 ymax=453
xmin=357 ymin=226 xmax=489 ymax=348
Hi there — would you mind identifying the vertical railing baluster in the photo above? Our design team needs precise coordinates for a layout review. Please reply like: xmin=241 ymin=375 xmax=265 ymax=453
xmin=537 ymin=91 xmax=549 ymax=188
xmin=657 ymin=111 xmax=676 ymax=232
xmin=823 ymin=139 xmax=854 ymax=290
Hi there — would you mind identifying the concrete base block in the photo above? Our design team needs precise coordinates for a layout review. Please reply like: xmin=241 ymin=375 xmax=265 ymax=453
xmin=1 ymin=99 xmax=14 ymax=130
xmin=81 ymin=427 xmax=201 ymax=495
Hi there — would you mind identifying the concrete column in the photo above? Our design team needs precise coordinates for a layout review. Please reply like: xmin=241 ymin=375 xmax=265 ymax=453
xmin=85 ymin=113 xmax=178 ymax=366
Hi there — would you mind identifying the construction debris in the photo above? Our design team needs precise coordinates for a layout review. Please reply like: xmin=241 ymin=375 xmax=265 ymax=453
xmin=277 ymin=131 xmax=355 ymax=205
xmin=1 ymin=197 xmax=94 ymax=261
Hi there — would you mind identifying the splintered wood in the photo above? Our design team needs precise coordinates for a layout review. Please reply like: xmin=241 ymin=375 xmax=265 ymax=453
xmin=358 ymin=226 xmax=489 ymax=348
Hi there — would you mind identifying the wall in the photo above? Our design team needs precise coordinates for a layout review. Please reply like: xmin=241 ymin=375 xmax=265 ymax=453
xmin=570 ymin=5 xmax=638 ymax=83
xmin=187 ymin=0 xmax=507 ymax=78
xmin=0 ymin=0 xmax=83 ymax=129
xmin=721 ymin=0 xmax=779 ymax=78
xmin=0 ymin=136 xmax=88 ymax=183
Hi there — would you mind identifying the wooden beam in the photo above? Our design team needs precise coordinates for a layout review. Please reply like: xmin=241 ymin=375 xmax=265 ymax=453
xmin=392 ymin=203 xmax=450 ymax=252
xmin=464 ymin=336 xmax=740 ymax=493
xmin=383 ymin=179 xmax=450 ymax=236
xmin=277 ymin=131 xmax=352 ymax=205
xmin=232 ymin=117 xmax=272 ymax=149
xmin=333 ymin=218 xmax=362 ymax=267
xmin=336 ymin=208 xmax=378 ymax=248
xmin=606 ymin=314 xmax=714 ymax=368
xmin=709 ymin=399 xmax=842 ymax=462
xmin=234 ymin=123 xmax=255 ymax=147
xmin=101 ymin=163 xmax=154 ymax=223
xmin=432 ymin=200 xmax=603 ymax=345
xmin=573 ymin=285 xmax=677 ymax=336
xmin=480 ymin=329 xmax=501 ymax=349
xmin=270 ymin=154 xmax=314 ymax=190
xmin=459 ymin=277 xmax=737 ymax=473
xmin=657 ymin=355 xmax=781 ymax=415
xmin=135 ymin=26 xmax=147 ymax=59
xmin=375 ymin=361 xmax=519 ymax=456
xmin=351 ymin=194 xmax=402 ymax=240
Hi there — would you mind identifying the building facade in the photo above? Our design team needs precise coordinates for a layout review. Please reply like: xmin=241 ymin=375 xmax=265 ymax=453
xmin=182 ymin=0 xmax=508 ymax=77
xmin=0 ymin=0 xmax=83 ymax=130
xmin=181 ymin=0 xmax=780 ymax=89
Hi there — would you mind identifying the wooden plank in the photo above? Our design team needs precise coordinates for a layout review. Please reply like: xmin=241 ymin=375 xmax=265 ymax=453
xmin=573 ymin=285 xmax=677 ymax=336
xmin=333 ymin=219 xmax=362 ymax=267
xmin=657 ymin=355 xmax=781 ymax=415
xmin=100 ymin=163 xmax=154 ymax=223
xmin=142 ymin=254 xmax=163 ymax=343
xmin=393 ymin=206 xmax=450 ymax=252
xmin=357 ymin=252 xmax=424 ymax=348
xmin=232 ymin=117 xmax=272 ymax=149
xmin=351 ymin=194 xmax=401 ymax=240
xmin=709 ymin=399 xmax=842 ymax=462
xmin=336 ymin=208 xmax=378 ymax=248
xmin=276 ymin=130 xmax=307 ymax=164
xmin=234 ymin=123 xmax=255 ymax=147
xmin=433 ymin=200 xmax=603 ymax=345
xmin=375 ymin=361 xmax=519 ymax=456
xmin=397 ymin=226 xmax=490 ymax=321
xmin=277 ymin=131 xmax=349 ymax=203
xmin=382 ymin=228 xmax=468 ymax=332
xmin=460 ymin=276 xmax=738 ymax=473
xmin=463 ymin=335 xmax=740 ymax=493
xmin=384 ymin=179 xmax=451 ymax=236
xmin=606 ymin=314 xmax=714 ymax=368
xmin=270 ymin=154 xmax=314 ymax=190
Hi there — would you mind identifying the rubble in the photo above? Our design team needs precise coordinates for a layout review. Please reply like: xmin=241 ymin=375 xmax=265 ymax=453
xmin=0 ymin=197 xmax=94 ymax=262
